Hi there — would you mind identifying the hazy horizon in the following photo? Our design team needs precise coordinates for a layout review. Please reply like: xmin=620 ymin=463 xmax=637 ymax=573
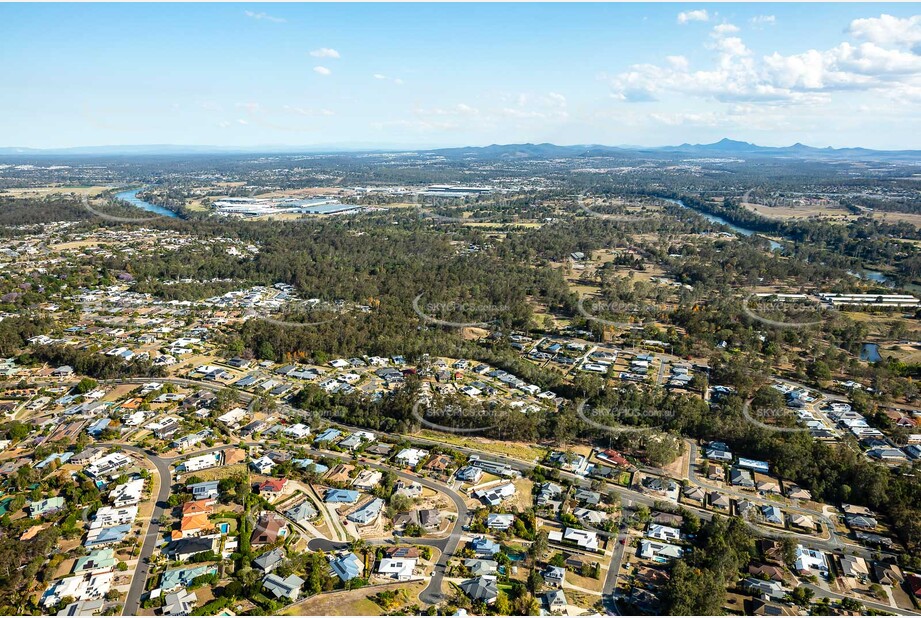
xmin=1 ymin=136 xmax=918 ymax=155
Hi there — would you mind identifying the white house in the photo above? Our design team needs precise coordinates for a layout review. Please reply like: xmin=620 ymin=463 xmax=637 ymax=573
xmin=250 ymin=455 xmax=275 ymax=475
xmin=181 ymin=453 xmax=220 ymax=473
xmin=217 ymin=407 xmax=248 ymax=427
xmin=794 ymin=546 xmax=828 ymax=575
xmin=90 ymin=505 xmax=137 ymax=529
xmin=474 ymin=482 xmax=517 ymax=506
xmin=549 ymin=527 xmax=599 ymax=552
xmin=283 ymin=423 xmax=311 ymax=439
xmin=639 ymin=540 xmax=683 ymax=562
xmin=109 ymin=478 xmax=145 ymax=508
xmin=646 ymin=524 xmax=681 ymax=543
xmin=378 ymin=558 xmax=417 ymax=581
xmin=395 ymin=448 xmax=428 ymax=467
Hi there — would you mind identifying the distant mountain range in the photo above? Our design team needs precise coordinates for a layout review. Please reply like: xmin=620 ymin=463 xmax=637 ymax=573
xmin=1 ymin=138 xmax=919 ymax=162
xmin=424 ymin=138 xmax=921 ymax=162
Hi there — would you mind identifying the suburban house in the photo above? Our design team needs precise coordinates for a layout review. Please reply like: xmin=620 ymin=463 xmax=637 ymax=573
xmin=470 ymin=536 xmax=501 ymax=558
xmin=262 ymin=573 xmax=304 ymax=601
xmin=793 ymin=546 xmax=828 ymax=576
xmin=251 ymin=512 xmax=288 ymax=547
xmin=351 ymin=470 xmax=382 ymax=490
xmin=257 ymin=478 xmax=290 ymax=502
xmin=30 ymin=496 xmax=66 ymax=518
xmin=395 ymin=448 xmax=428 ymax=467
xmin=162 ymin=589 xmax=197 ymax=616
xmin=465 ymin=559 xmax=498 ymax=577
xmin=324 ymin=489 xmax=360 ymax=504
xmin=545 ymin=589 xmax=567 ymax=612
xmin=639 ymin=540 xmax=683 ymax=562
xmin=377 ymin=558 xmax=417 ymax=581
xmin=347 ymin=498 xmax=385 ymax=525
xmin=253 ymin=548 xmax=286 ymax=574
xmin=549 ymin=528 xmax=600 ymax=552
xmin=486 ymin=513 xmax=515 ymax=531
xmin=646 ymin=524 xmax=681 ymax=542
xmin=330 ymin=552 xmax=363 ymax=582
xmin=187 ymin=481 xmax=220 ymax=501
xmin=709 ymin=491 xmax=731 ymax=510
xmin=543 ymin=565 xmax=565 ymax=588
xmin=455 ymin=466 xmax=484 ymax=484
xmin=165 ymin=537 xmax=217 ymax=562
xmin=460 ymin=576 xmax=499 ymax=605
xmin=250 ymin=455 xmax=275 ymax=475
xmin=474 ymin=482 xmax=517 ymax=506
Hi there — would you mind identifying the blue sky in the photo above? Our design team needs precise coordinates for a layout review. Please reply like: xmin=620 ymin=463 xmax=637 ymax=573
xmin=2 ymin=3 xmax=920 ymax=150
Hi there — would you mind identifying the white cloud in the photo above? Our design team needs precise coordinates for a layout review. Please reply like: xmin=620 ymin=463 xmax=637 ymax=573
xmin=678 ymin=10 xmax=709 ymax=24
xmin=849 ymin=14 xmax=921 ymax=50
xmin=243 ymin=10 xmax=285 ymax=23
xmin=217 ymin=120 xmax=232 ymax=128
xmin=666 ymin=55 xmax=689 ymax=70
xmin=610 ymin=16 xmax=921 ymax=106
xmin=455 ymin=103 xmax=479 ymax=115
xmin=373 ymin=73 xmax=404 ymax=85
xmin=650 ymin=111 xmax=722 ymax=127
xmin=547 ymin=92 xmax=567 ymax=107
xmin=712 ymin=23 xmax=740 ymax=36
xmin=310 ymin=48 xmax=340 ymax=59
xmin=415 ymin=104 xmax=479 ymax=117
xmin=283 ymin=105 xmax=335 ymax=117
xmin=313 ymin=66 xmax=331 ymax=76
xmin=750 ymin=15 xmax=776 ymax=26
xmin=236 ymin=119 xmax=249 ymax=125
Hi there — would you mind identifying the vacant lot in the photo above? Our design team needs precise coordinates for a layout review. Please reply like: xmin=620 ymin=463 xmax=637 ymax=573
xmin=282 ymin=581 xmax=426 ymax=615
xmin=417 ymin=429 xmax=546 ymax=462
xmin=741 ymin=200 xmax=855 ymax=220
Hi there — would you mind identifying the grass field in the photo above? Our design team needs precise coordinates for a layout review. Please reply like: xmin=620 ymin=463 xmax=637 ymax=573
xmin=416 ymin=429 xmax=546 ymax=462
xmin=741 ymin=200 xmax=855 ymax=220
xmin=1 ymin=185 xmax=112 ymax=197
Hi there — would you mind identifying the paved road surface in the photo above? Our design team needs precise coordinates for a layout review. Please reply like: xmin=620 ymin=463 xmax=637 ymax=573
xmin=601 ymin=509 xmax=631 ymax=616
xmin=98 ymin=377 xmax=908 ymax=613
xmin=97 ymin=444 xmax=171 ymax=616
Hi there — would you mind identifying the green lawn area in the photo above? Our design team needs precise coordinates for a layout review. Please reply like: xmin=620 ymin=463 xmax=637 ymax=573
xmin=417 ymin=429 xmax=546 ymax=462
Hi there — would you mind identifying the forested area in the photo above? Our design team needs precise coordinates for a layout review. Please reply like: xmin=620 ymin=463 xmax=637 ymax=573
xmin=24 ymin=345 xmax=165 ymax=379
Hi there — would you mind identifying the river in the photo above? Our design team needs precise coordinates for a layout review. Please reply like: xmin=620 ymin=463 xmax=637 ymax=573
xmin=665 ymin=197 xmax=782 ymax=251
xmin=665 ymin=198 xmax=897 ymax=283
xmin=114 ymin=189 xmax=179 ymax=218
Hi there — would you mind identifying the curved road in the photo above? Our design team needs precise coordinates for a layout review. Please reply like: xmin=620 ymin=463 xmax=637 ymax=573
xmin=95 ymin=376 xmax=908 ymax=613
xmin=110 ymin=428 xmax=468 ymax=609
xmin=97 ymin=444 xmax=171 ymax=616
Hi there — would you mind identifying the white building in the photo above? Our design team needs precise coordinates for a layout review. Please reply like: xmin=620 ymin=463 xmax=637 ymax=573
xmin=85 ymin=452 xmax=132 ymax=478
xmin=42 ymin=572 xmax=114 ymax=608
xmin=549 ymin=527 xmax=599 ymax=552
xmin=283 ymin=423 xmax=311 ymax=439
xmin=639 ymin=540 xmax=683 ymax=561
xmin=109 ymin=478 xmax=145 ymax=508
xmin=646 ymin=524 xmax=681 ymax=543
xmin=181 ymin=453 xmax=220 ymax=473
xmin=90 ymin=505 xmax=138 ymax=529
xmin=217 ymin=407 xmax=248 ymax=427
xmin=395 ymin=448 xmax=428 ymax=467
xmin=794 ymin=546 xmax=828 ymax=575
xmin=378 ymin=558 xmax=417 ymax=581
